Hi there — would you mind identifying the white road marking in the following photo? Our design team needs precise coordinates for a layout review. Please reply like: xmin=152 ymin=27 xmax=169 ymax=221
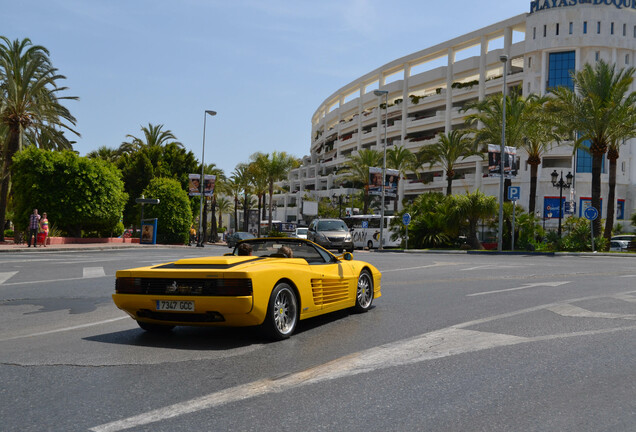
xmin=618 ymin=275 xmax=636 ymax=278
xmin=83 ymin=267 xmax=106 ymax=278
xmin=467 ymin=281 xmax=570 ymax=297
xmin=0 ymin=317 xmax=128 ymax=342
xmin=89 ymin=322 xmax=636 ymax=432
xmin=0 ymin=274 xmax=111 ymax=287
xmin=461 ymin=264 xmax=521 ymax=271
xmin=0 ymin=271 xmax=18 ymax=284
xmin=380 ymin=262 xmax=458 ymax=273
xmin=547 ymin=304 xmax=636 ymax=320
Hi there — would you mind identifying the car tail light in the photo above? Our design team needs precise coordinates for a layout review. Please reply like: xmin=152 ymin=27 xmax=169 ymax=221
xmin=116 ymin=277 xmax=143 ymax=294
xmin=215 ymin=279 xmax=253 ymax=296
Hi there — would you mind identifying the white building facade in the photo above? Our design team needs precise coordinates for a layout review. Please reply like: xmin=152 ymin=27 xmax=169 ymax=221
xmin=273 ymin=1 xmax=636 ymax=231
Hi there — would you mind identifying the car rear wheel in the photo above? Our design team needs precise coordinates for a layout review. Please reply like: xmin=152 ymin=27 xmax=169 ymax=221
xmin=354 ymin=270 xmax=374 ymax=312
xmin=263 ymin=282 xmax=298 ymax=340
xmin=137 ymin=321 xmax=175 ymax=333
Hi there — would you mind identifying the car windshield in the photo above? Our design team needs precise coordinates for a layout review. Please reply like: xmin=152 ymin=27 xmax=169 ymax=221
xmin=317 ymin=220 xmax=347 ymax=231
xmin=233 ymin=239 xmax=334 ymax=264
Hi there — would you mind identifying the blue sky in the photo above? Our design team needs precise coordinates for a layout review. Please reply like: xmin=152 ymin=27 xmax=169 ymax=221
xmin=2 ymin=0 xmax=530 ymax=175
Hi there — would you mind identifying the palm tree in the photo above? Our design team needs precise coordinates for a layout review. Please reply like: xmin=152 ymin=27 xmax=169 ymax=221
xmin=226 ymin=177 xmax=242 ymax=233
xmin=416 ymin=130 xmax=482 ymax=196
xmin=248 ymin=152 xmax=270 ymax=236
xmin=232 ymin=163 xmax=252 ymax=232
xmin=386 ymin=145 xmax=415 ymax=211
xmin=202 ymin=164 xmax=225 ymax=242
xmin=518 ymin=95 xmax=561 ymax=214
xmin=548 ymin=60 xmax=636 ymax=243
xmin=0 ymin=37 xmax=79 ymax=241
xmin=118 ymin=123 xmax=182 ymax=154
xmin=86 ymin=146 xmax=120 ymax=163
xmin=260 ymin=152 xmax=298 ymax=232
xmin=216 ymin=196 xmax=231 ymax=231
xmin=448 ymin=190 xmax=497 ymax=249
xmin=339 ymin=149 xmax=382 ymax=214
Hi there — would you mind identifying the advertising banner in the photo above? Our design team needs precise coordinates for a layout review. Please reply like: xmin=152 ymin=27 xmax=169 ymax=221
xmin=488 ymin=144 xmax=517 ymax=178
xmin=188 ymin=174 xmax=201 ymax=196
xmin=368 ymin=167 xmax=399 ymax=197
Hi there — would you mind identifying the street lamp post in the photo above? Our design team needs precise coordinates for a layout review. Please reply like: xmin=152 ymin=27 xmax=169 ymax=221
xmin=551 ymin=170 xmax=573 ymax=238
xmin=374 ymin=89 xmax=388 ymax=250
xmin=497 ymin=55 xmax=508 ymax=252
xmin=197 ymin=110 xmax=217 ymax=247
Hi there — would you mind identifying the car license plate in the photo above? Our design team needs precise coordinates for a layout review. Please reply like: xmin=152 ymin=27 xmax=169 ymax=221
xmin=156 ymin=300 xmax=195 ymax=312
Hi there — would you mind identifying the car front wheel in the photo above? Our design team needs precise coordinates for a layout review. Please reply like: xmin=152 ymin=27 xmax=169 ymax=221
xmin=263 ymin=282 xmax=298 ymax=340
xmin=354 ymin=270 xmax=374 ymax=312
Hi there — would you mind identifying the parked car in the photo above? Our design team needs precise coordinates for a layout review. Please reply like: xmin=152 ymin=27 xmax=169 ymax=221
xmin=307 ymin=218 xmax=354 ymax=253
xmin=611 ymin=234 xmax=636 ymax=241
xmin=610 ymin=240 xmax=630 ymax=252
xmin=293 ymin=227 xmax=308 ymax=239
xmin=112 ymin=238 xmax=382 ymax=340
xmin=226 ymin=231 xmax=255 ymax=248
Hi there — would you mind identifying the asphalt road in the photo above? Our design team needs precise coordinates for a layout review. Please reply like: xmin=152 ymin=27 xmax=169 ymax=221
xmin=1 ymin=247 xmax=635 ymax=431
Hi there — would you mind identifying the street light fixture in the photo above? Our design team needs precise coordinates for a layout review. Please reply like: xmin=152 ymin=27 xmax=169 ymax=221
xmin=197 ymin=109 xmax=217 ymax=247
xmin=550 ymin=169 xmax=573 ymax=238
xmin=374 ymin=89 xmax=389 ymax=250
xmin=497 ymin=55 xmax=508 ymax=252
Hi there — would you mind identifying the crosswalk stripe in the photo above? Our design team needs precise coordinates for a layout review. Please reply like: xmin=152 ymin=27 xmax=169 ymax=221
xmin=83 ymin=267 xmax=106 ymax=278
xmin=0 ymin=271 xmax=18 ymax=284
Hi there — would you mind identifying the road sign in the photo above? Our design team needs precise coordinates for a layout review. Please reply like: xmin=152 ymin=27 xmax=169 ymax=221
xmin=508 ymin=186 xmax=520 ymax=201
xmin=135 ymin=198 xmax=160 ymax=205
xmin=584 ymin=206 xmax=598 ymax=221
xmin=402 ymin=213 xmax=411 ymax=226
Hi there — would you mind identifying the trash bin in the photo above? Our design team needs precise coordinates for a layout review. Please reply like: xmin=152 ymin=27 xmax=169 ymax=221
xmin=37 ymin=232 xmax=46 ymax=245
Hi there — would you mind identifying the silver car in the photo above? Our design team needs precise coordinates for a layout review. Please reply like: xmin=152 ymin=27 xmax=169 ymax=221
xmin=308 ymin=218 xmax=354 ymax=253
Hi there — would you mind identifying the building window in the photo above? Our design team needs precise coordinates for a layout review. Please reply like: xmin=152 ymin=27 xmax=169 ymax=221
xmin=528 ymin=57 xmax=532 ymax=68
xmin=569 ymin=22 xmax=573 ymax=35
xmin=576 ymin=140 xmax=606 ymax=174
xmin=556 ymin=23 xmax=560 ymax=36
xmin=597 ymin=21 xmax=601 ymax=34
xmin=544 ymin=25 xmax=547 ymax=37
xmin=627 ymin=54 xmax=630 ymax=65
xmin=548 ymin=51 xmax=575 ymax=90
xmin=595 ymin=51 xmax=600 ymax=61
xmin=583 ymin=21 xmax=587 ymax=34
xmin=623 ymin=23 xmax=627 ymax=36
xmin=611 ymin=22 xmax=614 ymax=35
xmin=533 ymin=27 xmax=536 ymax=40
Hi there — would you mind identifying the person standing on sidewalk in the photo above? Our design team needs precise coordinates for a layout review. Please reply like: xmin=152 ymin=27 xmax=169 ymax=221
xmin=39 ymin=212 xmax=49 ymax=247
xmin=27 ymin=209 xmax=40 ymax=247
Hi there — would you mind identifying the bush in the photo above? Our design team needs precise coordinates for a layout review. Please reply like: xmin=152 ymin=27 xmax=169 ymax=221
xmin=143 ymin=178 xmax=192 ymax=244
xmin=4 ymin=229 xmax=14 ymax=238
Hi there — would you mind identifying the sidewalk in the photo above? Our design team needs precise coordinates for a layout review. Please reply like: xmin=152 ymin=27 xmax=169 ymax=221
xmin=0 ymin=241 xmax=226 ymax=253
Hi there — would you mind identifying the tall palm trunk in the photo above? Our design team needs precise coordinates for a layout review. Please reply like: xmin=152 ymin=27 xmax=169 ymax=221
xmin=591 ymin=151 xmax=604 ymax=238
xmin=604 ymin=150 xmax=619 ymax=242
xmin=528 ymin=163 xmax=539 ymax=214
xmin=210 ymin=195 xmax=218 ymax=242
xmin=233 ymin=197 xmax=238 ymax=233
xmin=257 ymin=194 xmax=262 ymax=237
xmin=268 ymin=184 xmax=274 ymax=232
xmin=0 ymin=129 xmax=21 ymax=241
xmin=243 ymin=193 xmax=249 ymax=232
xmin=445 ymin=170 xmax=453 ymax=196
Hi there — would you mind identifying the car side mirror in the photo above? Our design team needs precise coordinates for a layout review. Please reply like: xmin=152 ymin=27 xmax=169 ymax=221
xmin=341 ymin=252 xmax=353 ymax=261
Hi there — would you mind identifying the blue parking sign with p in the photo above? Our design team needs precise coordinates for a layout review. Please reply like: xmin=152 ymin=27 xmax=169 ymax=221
xmin=508 ymin=186 xmax=520 ymax=201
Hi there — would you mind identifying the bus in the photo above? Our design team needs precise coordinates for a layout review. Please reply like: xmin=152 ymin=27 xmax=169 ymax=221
xmin=343 ymin=215 xmax=401 ymax=249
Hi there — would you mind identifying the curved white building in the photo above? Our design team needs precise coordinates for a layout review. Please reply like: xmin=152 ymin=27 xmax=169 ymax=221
xmin=275 ymin=1 xmax=636 ymax=231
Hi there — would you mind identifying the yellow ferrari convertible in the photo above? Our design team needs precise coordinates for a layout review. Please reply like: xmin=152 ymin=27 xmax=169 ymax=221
xmin=113 ymin=238 xmax=381 ymax=340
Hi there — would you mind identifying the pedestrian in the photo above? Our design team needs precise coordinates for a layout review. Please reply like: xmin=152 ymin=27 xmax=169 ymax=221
xmin=27 ymin=209 xmax=40 ymax=247
xmin=39 ymin=212 xmax=49 ymax=247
